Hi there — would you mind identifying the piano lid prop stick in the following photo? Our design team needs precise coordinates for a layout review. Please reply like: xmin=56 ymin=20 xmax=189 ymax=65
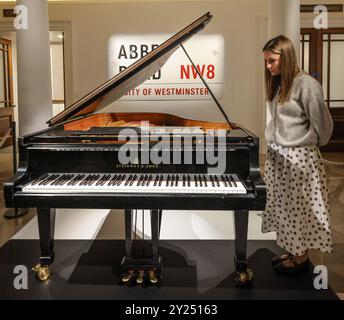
xmin=180 ymin=44 xmax=231 ymax=128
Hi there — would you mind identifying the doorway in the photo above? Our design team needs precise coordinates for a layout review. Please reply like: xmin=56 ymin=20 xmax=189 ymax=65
xmin=0 ymin=37 xmax=14 ymax=149
xmin=301 ymin=28 xmax=344 ymax=151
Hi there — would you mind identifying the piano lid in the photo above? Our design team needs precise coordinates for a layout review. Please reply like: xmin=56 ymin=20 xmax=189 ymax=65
xmin=47 ymin=12 xmax=213 ymax=127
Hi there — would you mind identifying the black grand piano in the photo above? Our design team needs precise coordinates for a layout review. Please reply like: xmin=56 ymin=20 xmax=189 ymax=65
xmin=4 ymin=12 xmax=266 ymax=286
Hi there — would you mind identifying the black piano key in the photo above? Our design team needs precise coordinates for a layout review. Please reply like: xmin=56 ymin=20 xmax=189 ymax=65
xmin=209 ymin=175 xmax=215 ymax=187
xmin=214 ymin=175 xmax=220 ymax=187
xmin=158 ymin=175 xmax=163 ymax=187
xmin=194 ymin=174 xmax=198 ymax=187
xmin=203 ymin=175 xmax=208 ymax=187
xmin=166 ymin=175 xmax=170 ymax=187
xmin=225 ymin=175 xmax=232 ymax=187
xmin=141 ymin=174 xmax=148 ymax=187
xmin=221 ymin=175 xmax=228 ymax=187
xmin=137 ymin=175 xmax=144 ymax=186
xmin=153 ymin=175 xmax=159 ymax=187
xmin=124 ymin=175 xmax=133 ymax=186
xmin=130 ymin=174 xmax=137 ymax=186
xmin=147 ymin=175 xmax=152 ymax=186
xmin=198 ymin=175 xmax=202 ymax=187
xmin=187 ymin=175 xmax=191 ymax=187
xmin=171 ymin=175 xmax=175 ymax=187
xmin=175 ymin=175 xmax=179 ymax=187
xmin=182 ymin=175 xmax=186 ymax=187
xmin=230 ymin=175 xmax=237 ymax=187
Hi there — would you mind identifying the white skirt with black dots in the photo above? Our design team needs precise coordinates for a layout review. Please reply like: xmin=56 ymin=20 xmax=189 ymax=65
xmin=261 ymin=142 xmax=333 ymax=255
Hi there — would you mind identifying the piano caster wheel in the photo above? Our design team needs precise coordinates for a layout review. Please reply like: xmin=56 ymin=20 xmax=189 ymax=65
xmin=121 ymin=270 xmax=134 ymax=284
xmin=32 ymin=264 xmax=51 ymax=281
xmin=235 ymin=268 xmax=253 ymax=286
xmin=136 ymin=270 xmax=145 ymax=284
xmin=149 ymin=270 xmax=158 ymax=284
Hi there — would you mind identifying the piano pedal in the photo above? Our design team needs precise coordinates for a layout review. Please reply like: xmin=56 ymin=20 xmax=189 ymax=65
xmin=136 ymin=270 xmax=145 ymax=284
xmin=121 ymin=269 xmax=134 ymax=284
xmin=148 ymin=269 xmax=159 ymax=284
xmin=32 ymin=263 xmax=51 ymax=281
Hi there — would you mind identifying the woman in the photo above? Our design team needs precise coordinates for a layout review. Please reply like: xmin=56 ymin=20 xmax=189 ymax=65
xmin=261 ymin=35 xmax=333 ymax=274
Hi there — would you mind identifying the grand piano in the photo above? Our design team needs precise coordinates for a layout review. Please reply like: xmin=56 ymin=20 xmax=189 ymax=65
xmin=4 ymin=12 xmax=266 ymax=286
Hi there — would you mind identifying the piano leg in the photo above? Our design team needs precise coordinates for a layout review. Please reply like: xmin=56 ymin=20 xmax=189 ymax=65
xmin=233 ymin=210 xmax=253 ymax=285
xmin=32 ymin=208 xmax=56 ymax=281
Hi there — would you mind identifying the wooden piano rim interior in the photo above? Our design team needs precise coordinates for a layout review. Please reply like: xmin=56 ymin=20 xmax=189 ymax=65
xmin=63 ymin=112 xmax=233 ymax=132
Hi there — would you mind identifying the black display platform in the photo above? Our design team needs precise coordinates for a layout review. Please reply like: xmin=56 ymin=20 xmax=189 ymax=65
xmin=0 ymin=239 xmax=338 ymax=300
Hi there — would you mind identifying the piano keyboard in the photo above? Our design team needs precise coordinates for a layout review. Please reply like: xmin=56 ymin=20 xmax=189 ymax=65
xmin=21 ymin=173 xmax=247 ymax=194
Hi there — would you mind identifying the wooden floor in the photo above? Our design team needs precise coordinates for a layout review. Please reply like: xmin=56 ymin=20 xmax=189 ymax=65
xmin=1 ymin=147 xmax=343 ymax=296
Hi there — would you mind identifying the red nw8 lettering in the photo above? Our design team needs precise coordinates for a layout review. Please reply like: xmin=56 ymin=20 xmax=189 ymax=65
xmin=180 ymin=64 xmax=215 ymax=79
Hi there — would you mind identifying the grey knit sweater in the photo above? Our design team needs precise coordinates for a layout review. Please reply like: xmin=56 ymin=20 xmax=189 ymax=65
xmin=265 ymin=73 xmax=333 ymax=147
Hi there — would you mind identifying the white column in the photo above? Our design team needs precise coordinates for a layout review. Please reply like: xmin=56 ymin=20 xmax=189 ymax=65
xmin=268 ymin=0 xmax=300 ymax=63
xmin=17 ymin=0 xmax=52 ymax=136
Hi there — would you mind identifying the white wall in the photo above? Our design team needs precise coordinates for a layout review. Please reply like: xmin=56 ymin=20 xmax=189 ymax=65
xmin=47 ymin=0 xmax=268 ymax=141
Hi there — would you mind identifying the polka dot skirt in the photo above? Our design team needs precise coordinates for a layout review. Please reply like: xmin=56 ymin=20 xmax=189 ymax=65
xmin=261 ymin=143 xmax=333 ymax=255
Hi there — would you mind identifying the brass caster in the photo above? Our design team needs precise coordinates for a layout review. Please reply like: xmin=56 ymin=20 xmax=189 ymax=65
xmin=235 ymin=268 xmax=253 ymax=286
xmin=149 ymin=270 xmax=158 ymax=284
xmin=121 ymin=270 xmax=134 ymax=283
xmin=32 ymin=264 xmax=51 ymax=281
xmin=136 ymin=270 xmax=145 ymax=284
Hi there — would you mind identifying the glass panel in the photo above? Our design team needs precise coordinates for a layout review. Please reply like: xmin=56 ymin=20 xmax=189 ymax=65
xmin=304 ymin=34 xmax=310 ymax=41
xmin=329 ymin=101 xmax=344 ymax=108
xmin=50 ymin=31 xmax=65 ymax=112
xmin=0 ymin=49 xmax=4 ymax=104
xmin=4 ymin=50 xmax=9 ymax=106
xmin=330 ymin=41 xmax=344 ymax=106
xmin=303 ymin=42 xmax=310 ymax=73
xmin=322 ymin=41 xmax=328 ymax=99
xmin=323 ymin=34 xmax=329 ymax=40
xmin=331 ymin=34 xmax=344 ymax=40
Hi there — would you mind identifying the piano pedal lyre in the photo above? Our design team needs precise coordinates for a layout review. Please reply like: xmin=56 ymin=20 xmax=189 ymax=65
xmin=148 ymin=269 xmax=158 ymax=284
xmin=32 ymin=264 xmax=51 ymax=281
xmin=121 ymin=269 xmax=134 ymax=284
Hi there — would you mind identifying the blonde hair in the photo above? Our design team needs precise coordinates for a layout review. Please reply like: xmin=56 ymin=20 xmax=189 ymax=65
xmin=263 ymin=35 xmax=300 ymax=104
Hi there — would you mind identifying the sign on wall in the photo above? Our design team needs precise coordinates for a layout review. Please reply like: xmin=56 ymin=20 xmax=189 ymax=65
xmin=108 ymin=35 xmax=224 ymax=101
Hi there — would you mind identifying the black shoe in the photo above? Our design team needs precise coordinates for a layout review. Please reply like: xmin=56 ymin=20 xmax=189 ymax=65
xmin=271 ymin=253 xmax=293 ymax=266
xmin=273 ymin=258 xmax=310 ymax=274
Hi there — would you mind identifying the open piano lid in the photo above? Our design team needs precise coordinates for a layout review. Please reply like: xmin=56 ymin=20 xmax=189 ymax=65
xmin=47 ymin=12 xmax=212 ymax=127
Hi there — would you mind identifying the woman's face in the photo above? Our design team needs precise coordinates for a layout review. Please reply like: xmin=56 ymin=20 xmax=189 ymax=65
xmin=264 ymin=51 xmax=281 ymax=76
